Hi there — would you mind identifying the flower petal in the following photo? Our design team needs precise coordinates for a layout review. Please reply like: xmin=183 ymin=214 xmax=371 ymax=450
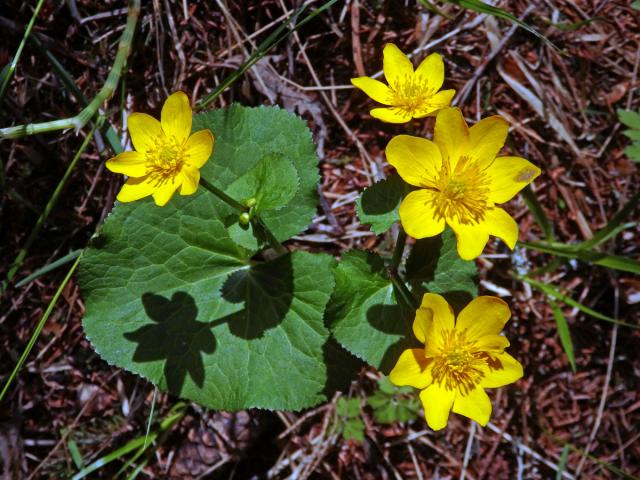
xmin=370 ymin=107 xmax=412 ymax=123
xmin=452 ymin=386 xmax=492 ymax=426
xmin=419 ymin=383 xmax=455 ymax=431
xmin=106 ymin=151 xmax=148 ymax=177
xmin=487 ymin=156 xmax=541 ymax=203
xmin=179 ymin=168 xmax=200 ymax=196
xmin=434 ymin=107 xmax=470 ymax=168
xmin=383 ymin=43 xmax=414 ymax=86
xmin=386 ymin=135 xmax=442 ymax=187
xmin=457 ymin=296 xmax=511 ymax=340
xmin=474 ymin=334 xmax=510 ymax=352
xmin=480 ymin=351 xmax=523 ymax=388
xmin=351 ymin=76 xmax=393 ymax=105
xmin=185 ymin=129 xmax=215 ymax=168
xmin=419 ymin=293 xmax=455 ymax=357
xmin=415 ymin=52 xmax=444 ymax=92
xmin=161 ymin=91 xmax=192 ymax=143
xmin=117 ymin=176 xmax=156 ymax=203
xmin=484 ymin=207 xmax=518 ymax=249
xmin=128 ymin=113 xmax=162 ymax=153
xmin=469 ymin=115 xmax=509 ymax=165
xmin=399 ymin=190 xmax=446 ymax=239
xmin=389 ymin=349 xmax=434 ymax=389
xmin=415 ymin=89 xmax=456 ymax=117
xmin=152 ymin=181 xmax=179 ymax=206
xmin=447 ymin=217 xmax=489 ymax=260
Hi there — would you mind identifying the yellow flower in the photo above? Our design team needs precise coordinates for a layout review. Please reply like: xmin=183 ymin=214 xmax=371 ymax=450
xmin=387 ymin=107 xmax=541 ymax=260
xmin=389 ymin=293 xmax=523 ymax=430
xmin=106 ymin=91 xmax=214 ymax=207
xmin=350 ymin=43 xmax=455 ymax=123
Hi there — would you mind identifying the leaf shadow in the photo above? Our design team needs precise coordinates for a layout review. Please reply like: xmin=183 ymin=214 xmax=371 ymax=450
xmin=219 ymin=253 xmax=294 ymax=339
xmin=124 ymin=291 xmax=216 ymax=395
xmin=366 ymin=296 xmax=419 ymax=375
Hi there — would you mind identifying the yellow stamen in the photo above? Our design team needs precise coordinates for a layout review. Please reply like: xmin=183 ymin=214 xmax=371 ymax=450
xmin=146 ymin=135 xmax=189 ymax=187
xmin=431 ymin=329 xmax=487 ymax=396
xmin=428 ymin=156 xmax=491 ymax=225
xmin=389 ymin=74 xmax=433 ymax=116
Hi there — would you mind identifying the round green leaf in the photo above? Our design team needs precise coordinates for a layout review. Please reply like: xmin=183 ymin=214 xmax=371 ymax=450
xmin=79 ymin=194 xmax=351 ymax=410
xmin=356 ymin=174 xmax=410 ymax=234
xmin=192 ymin=105 xmax=318 ymax=244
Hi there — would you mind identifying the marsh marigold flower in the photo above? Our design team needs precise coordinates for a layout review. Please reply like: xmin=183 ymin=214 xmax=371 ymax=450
xmin=389 ymin=293 xmax=523 ymax=430
xmin=350 ymin=43 xmax=455 ymax=123
xmin=387 ymin=107 xmax=540 ymax=260
xmin=106 ymin=91 xmax=214 ymax=207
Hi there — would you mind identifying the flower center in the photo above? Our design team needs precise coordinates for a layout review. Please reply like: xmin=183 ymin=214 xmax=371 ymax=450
xmin=430 ymin=155 xmax=490 ymax=225
xmin=431 ymin=329 xmax=486 ymax=395
xmin=146 ymin=136 xmax=189 ymax=187
xmin=389 ymin=74 xmax=433 ymax=115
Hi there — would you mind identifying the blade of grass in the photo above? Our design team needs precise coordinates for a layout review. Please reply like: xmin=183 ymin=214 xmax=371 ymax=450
xmin=549 ymin=300 xmax=576 ymax=372
xmin=72 ymin=402 xmax=186 ymax=480
xmin=0 ymin=0 xmax=45 ymax=105
xmin=196 ymin=0 xmax=338 ymax=110
xmin=521 ymin=185 xmax=554 ymax=240
xmin=521 ymin=276 xmax=638 ymax=329
xmin=0 ymin=0 xmax=140 ymax=139
xmin=15 ymin=250 xmax=82 ymax=288
xmin=579 ymin=191 xmax=639 ymax=250
xmin=555 ymin=445 xmax=570 ymax=480
xmin=1 ymin=119 xmax=102 ymax=294
xmin=521 ymin=241 xmax=640 ymax=274
xmin=0 ymin=254 xmax=81 ymax=402
xmin=442 ymin=0 xmax=556 ymax=49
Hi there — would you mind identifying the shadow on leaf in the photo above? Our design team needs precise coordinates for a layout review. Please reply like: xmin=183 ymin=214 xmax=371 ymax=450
xmin=366 ymin=301 xmax=418 ymax=374
xmin=220 ymin=253 xmax=294 ymax=339
xmin=124 ymin=292 xmax=216 ymax=395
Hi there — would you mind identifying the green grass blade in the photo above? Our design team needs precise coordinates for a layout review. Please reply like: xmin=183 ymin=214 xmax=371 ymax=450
xmin=521 ymin=277 xmax=638 ymax=329
xmin=1 ymin=119 xmax=101 ymax=294
xmin=555 ymin=445 xmax=570 ymax=480
xmin=0 ymin=0 xmax=45 ymax=105
xmin=443 ymin=0 xmax=556 ymax=49
xmin=549 ymin=300 xmax=576 ymax=372
xmin=196 ymin=0 xmax=338 ymax=110
xmin=579 ymin=191 xmax=639 ymax=250
xmin=521 ymin=242 xmax=640 ymax=274
xmin=0 ymin=255 xmax=81 ymax=402
xmin=521 ymin=186 xmax=554 ymax=240
xmin=15 ymin=249 xmax=82 ymax=288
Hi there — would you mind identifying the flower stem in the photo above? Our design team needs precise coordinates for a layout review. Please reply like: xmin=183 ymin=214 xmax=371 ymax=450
xmin=390 ymin=227 xmax=407 ymax=272
xmin=388 ymin=269 xmax=419 ymax=310
xmin=199 ymin=177 xmax=288 ymax=256
xmin=199 ymin=177 xmax=247 ymax=212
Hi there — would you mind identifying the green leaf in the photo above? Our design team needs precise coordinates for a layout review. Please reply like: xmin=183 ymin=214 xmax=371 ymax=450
xmin=341 ymin=417 xmax=365 ymax=442
xmin=521 ymin=186 xmax=554 ymax=240
xmin=326 ymin=250 xmax=416 ymax=373
xmin=356 ymin=174 xmax=410 ymax=234
xmin=405 ymin=228 xmax=478 ymax=312
xmin=618 ymin=109 xmax=640 ymax=129
xmin=368 ymin=376 xmax=420 ymax=424
xmin=79 ymin=196 xmax=353 ymax=410
xmin=549 ymin=300 xmax=576 ymax=372
xmin=633 ymin=0 xmax=640 ymax=10
xmin=622 ymin=129 xmax=640 ymax=141
xmin=192 ymin=104 xmax=318 ymax=245
xmin=226 ymin=153 xmax=299 ymax=213
xmin=623 ymin=143 xmax=640 ymax=162
xmin=336 ymin=397 xmax=361 ymax=418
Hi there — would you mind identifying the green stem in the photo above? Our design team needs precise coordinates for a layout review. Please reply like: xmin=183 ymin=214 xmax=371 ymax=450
xmin=0 ymin=0 xmax=140 ymax=139
xmin=388 ymin=269 xmax=419 ymax=310
xmin=254 ymin=218 xmax=288 ymax=256
xmin=0 ymin=0 xmax=45 ymax=105
xmin=390 ymin=228 xmax=407 ymax=272
xmin=1 ymin=118 xmax=102 ymax=294
xmin=0 ymin=254 xmax=81 ymax=402
xmin=199 ymin=177 xmax=247 ymax=212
